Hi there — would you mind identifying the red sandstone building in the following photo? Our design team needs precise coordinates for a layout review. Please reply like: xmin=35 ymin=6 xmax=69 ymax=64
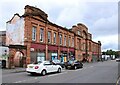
xmin=6 ymin=5 xmax=101 ymax=68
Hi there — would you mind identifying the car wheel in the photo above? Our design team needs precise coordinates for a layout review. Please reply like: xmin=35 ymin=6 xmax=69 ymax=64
xmin=41 ymin=70 xmax=46 ymax=76
xmin=58 ymin=68 xmax=61 ymax=73
xmin=65 ymin=66 xmax=68 ymax=69
xmin=74 ymin=66 xmax=77 ymax=70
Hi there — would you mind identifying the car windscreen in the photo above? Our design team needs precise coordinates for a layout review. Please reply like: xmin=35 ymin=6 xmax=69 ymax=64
xmin=52 ymin=60 xmax=61 ymax=63
xmin=33 ymin=61 xmax=42 ymax=64
xmin=68 ymin=60 xmax=74 ymax=64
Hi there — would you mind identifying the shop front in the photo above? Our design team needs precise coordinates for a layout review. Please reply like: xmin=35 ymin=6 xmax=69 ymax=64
xmin=60 ymin=47 xmax=68 ymax=63
xmin=60 ymin=52 xmax=67 ymax=63
xmin=69 ymin=48 xmax=75 ymax=60
xmin=37 ymin=52 xmax=45 ymax=62
xmin=48 ymin=45 xmax=58 ymax=61
xmin=31 ymin=43 xmax=46 ymax=63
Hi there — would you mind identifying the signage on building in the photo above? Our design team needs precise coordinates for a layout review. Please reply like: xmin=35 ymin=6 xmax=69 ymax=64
xmin=30 ymin=48 xmax=35 ymax=51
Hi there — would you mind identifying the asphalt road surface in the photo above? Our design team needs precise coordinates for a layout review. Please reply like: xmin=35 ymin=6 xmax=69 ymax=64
xmin=2 ymin=60 xmax=119 ymax=83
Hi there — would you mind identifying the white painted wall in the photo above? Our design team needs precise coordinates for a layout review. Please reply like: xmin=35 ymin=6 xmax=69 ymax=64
xmin=6 ymin=15 xmax=24 ymax=45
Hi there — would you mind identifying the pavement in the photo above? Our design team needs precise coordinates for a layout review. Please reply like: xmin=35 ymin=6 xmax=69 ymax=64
xmin=2 ymin=67 xmax=26 ymax=74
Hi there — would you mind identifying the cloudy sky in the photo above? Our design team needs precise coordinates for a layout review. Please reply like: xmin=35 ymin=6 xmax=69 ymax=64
xmin=0 ymin=0 xmax=119 ymax=51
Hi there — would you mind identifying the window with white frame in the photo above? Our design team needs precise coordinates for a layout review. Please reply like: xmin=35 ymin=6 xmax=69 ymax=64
xmin=54 ymin=32 xmax=56 ymax=44
xmin=40 ymin=28 xmax=44 ymax=42
xmin=48 ymin=31 xmax=51 ymax=43
xmin=59 ymin=34 xmax=62 ymax=45
xmin=78 ymin=31 xmax=80 ymax=35
xmin=64 ymin=36 xmax=66 ymax=46
xmin=32 ymin=26 xmax=36 ymax=41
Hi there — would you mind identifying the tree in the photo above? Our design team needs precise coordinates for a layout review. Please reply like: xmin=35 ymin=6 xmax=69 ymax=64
xmin=103 ymin=49 xmax=119 ymax=58
xmin=102 ymin=51 xmax=106 ymax=55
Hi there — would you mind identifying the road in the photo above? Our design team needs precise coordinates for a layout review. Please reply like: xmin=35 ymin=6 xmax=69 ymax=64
xmin=2 ymin=60 xmax=119 ymax=83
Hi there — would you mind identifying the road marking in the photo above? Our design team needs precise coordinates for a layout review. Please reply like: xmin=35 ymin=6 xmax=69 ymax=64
xmin=90 ymin=66 xmax=94 ymax=68
xmin=82 ymin=67 xmax=87 ymax=70
xmin=47 ymin=72 xmax=67 ymax=77
xmin=14 ymin=81 xmax=22 ymax=83
xmin=35 ymin=77 xmax=38 ymax=79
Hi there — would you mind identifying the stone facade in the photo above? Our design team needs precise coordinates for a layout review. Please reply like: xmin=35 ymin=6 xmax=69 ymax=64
xmin=6 ymin=5 xmax=101 ymax=68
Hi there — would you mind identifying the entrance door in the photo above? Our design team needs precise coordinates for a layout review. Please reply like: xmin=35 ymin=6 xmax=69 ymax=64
xmin=2 ymin=60 xmax=6 ymax=68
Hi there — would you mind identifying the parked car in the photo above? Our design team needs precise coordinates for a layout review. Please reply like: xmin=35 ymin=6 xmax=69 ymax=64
xmin=26 ymin=61 xmax=62 ymax=76
xmin=65 ymin=60 xmax=83 ymax=69
xmin=52 ymin=59 xmax=65 ymax=68
xmin=116 ymin=58 xmax=120 ymax=62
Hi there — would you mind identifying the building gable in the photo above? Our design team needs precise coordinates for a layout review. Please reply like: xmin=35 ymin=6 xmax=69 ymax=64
xmin=6 ymin=14 xmax=25 ymax=46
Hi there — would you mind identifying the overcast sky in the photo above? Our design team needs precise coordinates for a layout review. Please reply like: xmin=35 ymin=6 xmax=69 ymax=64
xmin=0 ymin=0 xmax=119 ymax=51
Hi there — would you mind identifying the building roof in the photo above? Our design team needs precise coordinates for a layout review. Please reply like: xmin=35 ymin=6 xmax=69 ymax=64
xmin=6 ymin=13 xmax=21 ymax=23
xmin=23 ymin=5 xmax=48 ymax=21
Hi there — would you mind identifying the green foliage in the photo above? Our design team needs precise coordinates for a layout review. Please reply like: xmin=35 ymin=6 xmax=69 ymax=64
xmin=102 ymin=49 xmax=119 ymax=58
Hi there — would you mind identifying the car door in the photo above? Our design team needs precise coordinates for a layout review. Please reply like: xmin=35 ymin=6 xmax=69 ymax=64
xmin=51 ymin=62 xmax=59 ymax=72
xmin=44 ymin=61 xmax=53 ymax=73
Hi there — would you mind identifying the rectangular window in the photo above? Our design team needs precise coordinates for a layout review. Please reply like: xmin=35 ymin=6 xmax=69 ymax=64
xmin=59 ymin=34 xmax=62 ymax=45
xmin=83 ymin=43 xmax=86 ymax=51
xmin=89 ymin=42 xmax=91 ymax=51
xmin=32 ymin=26 xmax=36 ymax=41
xmin=78 ymin=31 xmax=80 ymax=35
xmin=79 ymin=39 xmax=81 ymax=50
xmin=48 ymin=31 xmax=51 ymax=43
xmin=72 ymin=38 xmax=74 ymax=47
xmin=54 ymin=32 xmax=56 ymax=44
xmin=40 ymin=28 xmax=44 ymax=42
xmin=68 ymin=37 xmax=71 ymax=46
xmin=64 ymin=36 xmax=66 ymax=46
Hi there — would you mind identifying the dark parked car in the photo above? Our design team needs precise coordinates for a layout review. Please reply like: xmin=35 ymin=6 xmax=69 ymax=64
xmin=52 ymin=59 xmax=65 ymax=68
xmin=65 ymin=60 xmax=83 ymax=69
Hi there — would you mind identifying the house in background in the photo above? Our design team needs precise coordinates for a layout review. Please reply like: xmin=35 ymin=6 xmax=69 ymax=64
xmin=0 ymin=31 xmax=9 ymax=68
xmin=6 ymin=5 xmax=101 ymax=68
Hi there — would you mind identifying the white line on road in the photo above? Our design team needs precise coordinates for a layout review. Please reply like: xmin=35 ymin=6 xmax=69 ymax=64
xmin=14 ymin=81 xmax=22 ymax=83
xmin=47 ymin=72 xmax=67 ymax=77
xmin=90 ymin=66 xmax=94 ymax=68
xmin=35 ymin=77 xmax=38 ymax=79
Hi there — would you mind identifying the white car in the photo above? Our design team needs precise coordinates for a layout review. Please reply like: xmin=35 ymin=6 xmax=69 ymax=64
xmin=26 ymin=61 xmax=62 ymax=76
xmin=116 ymin=58 xmax=120 ymax=62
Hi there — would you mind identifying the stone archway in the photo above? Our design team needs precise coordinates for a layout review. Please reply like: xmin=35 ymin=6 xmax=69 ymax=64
xmin=14 ymin=51 xmax=24 ymax=67
xmin=8 ymin=45 xmax=27 ymax=68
